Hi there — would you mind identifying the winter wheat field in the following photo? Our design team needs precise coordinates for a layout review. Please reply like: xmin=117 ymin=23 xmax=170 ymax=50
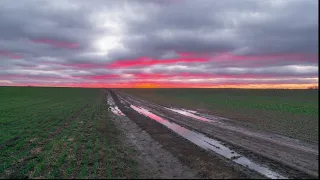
xmin=0 ymin=87 xmax=318 ymax=179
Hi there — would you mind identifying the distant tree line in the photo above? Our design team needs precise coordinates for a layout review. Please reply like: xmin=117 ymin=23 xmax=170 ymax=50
xmin=308 ymin=85 xmax=318 ymax=89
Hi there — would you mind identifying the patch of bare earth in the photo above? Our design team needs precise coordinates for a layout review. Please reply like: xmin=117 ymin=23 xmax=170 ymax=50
xmin=109 ymin=110 xmax=198 ymax=179
xmin=109 ymin=90 xmax=250 ymax=179
xmin=97 ymin=94 xmax=137 ymax=179
xmin=114 ymin=91 xmax=318 ymax=179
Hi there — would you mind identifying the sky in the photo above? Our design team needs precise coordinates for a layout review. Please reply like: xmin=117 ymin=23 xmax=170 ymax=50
xmin=0 ymin=0 xmax=318 ymax=88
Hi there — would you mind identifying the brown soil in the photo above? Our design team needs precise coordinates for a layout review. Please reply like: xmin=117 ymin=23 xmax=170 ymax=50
xmin=108 ymin=103 xmax=198 ymax=179
xmin=111 ymin=90 xmax=318 ymax=179
xmin=109 ymin=90 xmax=253 ymax=179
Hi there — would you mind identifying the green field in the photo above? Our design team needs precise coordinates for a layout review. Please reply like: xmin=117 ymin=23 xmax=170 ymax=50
xmin=0 ymin=87 xmax=318 ymax=179
xmin=119 ymin=88 xmax=319 ymax=143
xmin=0 ymin=87 xmax=137 ymax=179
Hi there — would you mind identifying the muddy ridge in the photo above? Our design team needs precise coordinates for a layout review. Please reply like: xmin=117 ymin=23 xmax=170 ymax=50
xmin=110 ymin=89 xmax=318 ymax=179
xmin=107 ymin=98 xmax=197 ymax=178
xmin=109 ymin=89 xmax=257 ymax=179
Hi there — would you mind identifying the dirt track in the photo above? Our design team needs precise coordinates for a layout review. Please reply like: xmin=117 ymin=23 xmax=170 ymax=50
xmin=108 ymin=89 xmax=318 ymax=179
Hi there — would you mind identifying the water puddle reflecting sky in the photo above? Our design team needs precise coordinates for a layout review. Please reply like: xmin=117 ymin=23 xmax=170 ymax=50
xmin=107 ymin=94 xmax=125 ymax=116
xmin=131 ymin=105 xmax=286 ymax=179
xmin=165 ymin=107 xmax=214 ymax=123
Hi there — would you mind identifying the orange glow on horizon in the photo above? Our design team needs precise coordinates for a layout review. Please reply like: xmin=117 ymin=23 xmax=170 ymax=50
xmin=133 ymin=83 xmax=161 ymax=88
xmin=1 ymin=83 xmax=318 ymax=89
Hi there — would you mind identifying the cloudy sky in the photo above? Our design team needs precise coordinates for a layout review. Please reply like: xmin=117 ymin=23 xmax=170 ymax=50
xmin=0 ymin=0 xmax=318 ymax=88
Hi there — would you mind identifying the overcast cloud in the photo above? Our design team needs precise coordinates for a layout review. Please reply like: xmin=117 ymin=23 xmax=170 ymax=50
xmin=0 ymin=0 xmax=318 ymax=88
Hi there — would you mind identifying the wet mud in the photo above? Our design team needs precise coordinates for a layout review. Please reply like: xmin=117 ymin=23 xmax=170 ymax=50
xmin=108 ymin=90 xmax=318 ymax=179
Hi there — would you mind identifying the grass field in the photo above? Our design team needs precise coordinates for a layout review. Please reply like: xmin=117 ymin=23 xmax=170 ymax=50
xmin=0 ymin=87 xmax=137 ymax=179
xmin=119 ymin=88 xmax=319 ymax=143
xmin=0 ymin=87 xmax=318 ymax=178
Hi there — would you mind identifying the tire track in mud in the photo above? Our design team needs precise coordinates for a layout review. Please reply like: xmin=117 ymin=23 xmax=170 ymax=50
xmin=142 ymin=104 xmax=316 ymax=178
xmin=109 ymin=90 xmax=254 ymax=179
xmin=106 ymin=91 xmax=198 ymax=179
xmin=111 ymin=90 xmax=318 ymax=179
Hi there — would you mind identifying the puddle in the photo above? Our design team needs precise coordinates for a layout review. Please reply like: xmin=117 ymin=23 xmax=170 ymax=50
xmin=110 ymin=106 xmax=125 ymax=116
xmin=166 ymin=107 xmax=230 ymax=123
xmin=131 ymin=105 xmax=286 ymax=179
xmin=182 ymin=109 xmax=198 ymax=114
xmin=165 ymin=107 xmax=214 ymax=123
xmin=195 ymin=113 xmax=230 ymax=121
xmin=166 ymin=107 xmax=318 ymax=154
xmin=107 ymin=94 xmax=125 ymax=116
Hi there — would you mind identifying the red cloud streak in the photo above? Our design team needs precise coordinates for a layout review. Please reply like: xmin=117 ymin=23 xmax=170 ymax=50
xmin=133 ymin=73 xmax=274 ymax=79
xmin=108 ymin=53 xmax=317 ymax=69
xmin=70 ymin=72 xmax=317 ymax=82
xmin=108 ymin=56 xmax=209 ymax=68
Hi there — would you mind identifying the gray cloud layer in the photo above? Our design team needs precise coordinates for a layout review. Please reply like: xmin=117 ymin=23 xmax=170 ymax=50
xmin=0 ymin=0 xmax=318 ymax=86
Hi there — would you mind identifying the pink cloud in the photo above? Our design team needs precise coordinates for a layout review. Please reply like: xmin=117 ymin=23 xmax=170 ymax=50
xmin=108 ymin=52 xmax=317 ymax=69
xmin=43 ymin=62 xmax=101 ymax=70
xmin=72 ymin=72 xmax=310 ymax=83
xmin=0 ymin=51 xmax=23 ymax=59
xmin=0 ymin=74 xmax=67 ymax=80
xmin=108 ymin=56 xmax=209 ymax=68
xmin=59 ymin=63 xmax=96 ymax=68
xmin=214 ymin=53 xmax=318 ymax=62
xmin=74 ymin=74 xmax=120 ymax=80
xmin=133 ymin=73 xmax=172 ymax=79
xmin=131 ymin=73 xmax=278 ymax=79
xmin=31 ymin=39 xmax=79 ymax=49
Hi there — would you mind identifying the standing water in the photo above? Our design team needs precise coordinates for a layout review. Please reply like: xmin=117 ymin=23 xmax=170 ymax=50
xmin=131 ymin=105 xmax=286 ymax=179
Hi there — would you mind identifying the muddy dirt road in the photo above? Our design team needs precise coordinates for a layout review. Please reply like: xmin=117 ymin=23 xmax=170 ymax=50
xmin=107 ymin=89 xmax=318 ymax=179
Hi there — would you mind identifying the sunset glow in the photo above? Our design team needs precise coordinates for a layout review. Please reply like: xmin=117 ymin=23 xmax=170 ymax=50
xmin=0 ymin=0 xmax=318 ymax=89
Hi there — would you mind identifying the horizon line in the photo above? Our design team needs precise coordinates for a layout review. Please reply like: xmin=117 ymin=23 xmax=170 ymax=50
xmin=0 ymin=85 xmax=318 ymax=90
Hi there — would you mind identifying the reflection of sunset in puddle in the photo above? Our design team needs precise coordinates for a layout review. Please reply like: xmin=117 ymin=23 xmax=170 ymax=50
xmin=107 ymin=93 xmax=125 ymax=116
xmin=131 ymin=105 xmax=286 ymax=179
xmin=165 ymin=107 xmax=213 ymax=123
